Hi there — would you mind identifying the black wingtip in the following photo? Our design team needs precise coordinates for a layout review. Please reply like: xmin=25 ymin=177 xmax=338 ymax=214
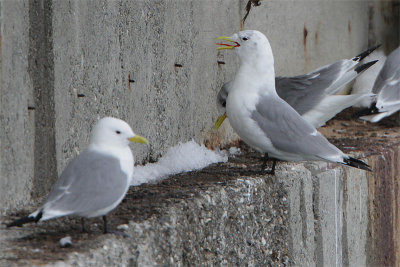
xmin=352 ymin=102 xmax=378 ymax=118
xmin=7 ymin=216 xmax=35 ymax=228
xmin=354 ymin=60 xmax=378 ymax=74
xmin=6 ymin=211 xmax=42 ymax=228
xmin=343 ymin=157 xmax=372 ymax=172
xmin=354 ymin=44 xmax=382 ymax=62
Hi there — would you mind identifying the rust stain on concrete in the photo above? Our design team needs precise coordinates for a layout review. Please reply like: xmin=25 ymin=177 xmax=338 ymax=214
xmin=303 ymin=24 xmax=310 ymax=69
xmin=348 ymin=20 xmax=351 ymax=34
xmin=303 ymin=25 xmax=308 ymax=47
xmin=314 ymin=22 xmax=321 ymax=45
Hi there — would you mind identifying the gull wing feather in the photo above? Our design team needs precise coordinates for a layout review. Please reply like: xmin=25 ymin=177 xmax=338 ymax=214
xmin=38 ymin=150 xmax=129 ymax=220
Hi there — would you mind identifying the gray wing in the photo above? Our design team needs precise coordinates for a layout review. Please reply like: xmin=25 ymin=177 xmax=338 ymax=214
xmin=43 ymin=150 xmax=128 ymax=215
xmin=251 ymin=94 xmax=342 ymax=160
xmin=376 ymin=81 xmax=400 ymax=115
xmin=276 ymin=60 xmax=349 ymax=115
xmin=217 ymin=81 xmax=233 ymax=107
xmin=221 ymin=59 xmax=353 ymax=114
xmin=372 ymin=46 xmax=400 ymax=96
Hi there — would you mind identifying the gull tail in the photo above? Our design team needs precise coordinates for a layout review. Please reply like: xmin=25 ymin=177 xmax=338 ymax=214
xmin=302 ymin=94 xmax=374 ymax=128
xmin=343 ymin=157 xmax=372 ymax=172
xmin=353 ymin=44 xmax=381 ymax=62
xmin=325 ymin=60 xmax=378 ymax=96
xmin=325 ymin=45 xmax=381 ymax=96
xmin=355 ymin=105 xmax=385 ymax=123
xmin=353 ymin=103 xmax=378 ymax=117
xmin=360 ymin=112 xmax=390 ymax=123
xmin=355 ymin=101 xmax=400 ymax=123
xmin=6 ymin=211 xmax=42 ymax=228
xmin=359 ymin=107 xmax=400 ymax=122
xmin=354 ymin=60 xmax=379 ymax=74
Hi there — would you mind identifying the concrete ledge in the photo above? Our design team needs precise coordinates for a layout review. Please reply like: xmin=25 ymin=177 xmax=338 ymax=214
xmin=1 ymin=119 xmax=399 ymax=266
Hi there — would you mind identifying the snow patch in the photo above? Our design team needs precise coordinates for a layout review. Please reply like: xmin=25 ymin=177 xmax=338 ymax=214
xmin=59 ymin=236 xmax=72 ymax=248
xmin=131 ymin=140 xmax=236 ymax=186
xmin=229 ymin=147 xmax=241 ymax=156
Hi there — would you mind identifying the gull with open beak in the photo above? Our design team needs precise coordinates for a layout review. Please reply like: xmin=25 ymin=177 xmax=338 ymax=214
xmin=214 ymin=39 xmax=379 ymax=130
xmin=215 ymin=30 xmax=371 ymax=174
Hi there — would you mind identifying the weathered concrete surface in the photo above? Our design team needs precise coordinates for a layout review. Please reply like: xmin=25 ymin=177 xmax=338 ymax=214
xmin=368 ymin=0 xmax=399 ymax=54
xmin=29 ymin=0 xmax=58 ymax=200
xmin=0 ymin=1 xmax=35 ymax=214
xmin=321 ymin=118 xmax=400 ymax=267
xmin=240 ymin=0 xmax=370 ymax=76
xmin=3 ymin=0 xmax=397 ymax=215
xmin=367 ymin=148 xmax=400 ymax=267
xmin=1 ymin=119 xmax=400 ymax=266
xmin=0 ymin=154 xmax=350 ymax=266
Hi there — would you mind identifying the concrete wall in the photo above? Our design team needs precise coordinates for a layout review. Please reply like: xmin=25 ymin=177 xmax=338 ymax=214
xmin=0 ymin=0 xmax=399 ymax=265
xmin=368 ymin=0 xmax=399 ymax=54
xmin=0 ymin=1 xmax=35 ymax=213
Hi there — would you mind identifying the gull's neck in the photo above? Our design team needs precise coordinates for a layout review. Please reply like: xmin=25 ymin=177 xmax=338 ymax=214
xmin=235 ymin=44 xmax=276 ymax=94
xmin=88 ymin=142 xmax=133 ymax=161
xmin=234 ymin=52 xmax=276 ymax=95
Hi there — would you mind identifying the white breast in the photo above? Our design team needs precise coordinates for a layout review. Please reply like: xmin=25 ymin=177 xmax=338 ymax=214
xmin=226 ymin=85 xmax=276 ymax=154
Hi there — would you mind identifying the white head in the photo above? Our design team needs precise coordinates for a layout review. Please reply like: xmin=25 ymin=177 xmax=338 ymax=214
xmin=216 ymin=30 xmax=274 ymax=74
xmin=90 ymin=117 xmax=148 ymax=149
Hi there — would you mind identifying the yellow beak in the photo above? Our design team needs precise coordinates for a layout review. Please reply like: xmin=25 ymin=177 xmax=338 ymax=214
xmin=128 ymin=135 xmax=149 ymax=144
xmin=216 ymin=36 xmax=239 ymax=50
xmin=213 ymin=113 xmax=227 ymax=130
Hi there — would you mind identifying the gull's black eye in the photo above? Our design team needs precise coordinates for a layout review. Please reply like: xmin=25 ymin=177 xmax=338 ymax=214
xmin=115 ymin=130 xmax=121 ymax=134
xmin=242 ymin=37 xmax=249 ymax=41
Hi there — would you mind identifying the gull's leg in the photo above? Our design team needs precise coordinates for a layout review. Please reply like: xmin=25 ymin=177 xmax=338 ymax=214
xmin=102 ymin=215 xmax=130 ymax=237
xmin=81 ymin=218 xmax=87 ymax=233
xmin=265 ymin=159 xmax=277 ymax=175
xmin=103 ymin=215 xmax=108 ymax=234
xmin=260 ymin=154 xmax=277 ymax=175
xmin=260 ymin=153 xmax=269 ymax=173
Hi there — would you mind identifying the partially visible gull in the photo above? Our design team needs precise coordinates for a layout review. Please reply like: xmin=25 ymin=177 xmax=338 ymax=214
xmin=216 ymin=30 xmax=371 ymax=174
xmin=215 ymin=46 xmax=379 ymax=129
xmin=352 ymin=50 xmax=387 ymax=108
xmin=357 ymin=47 xmax=400 ymax=122
xmin=7 ymin=117 xmax=149 ymax=234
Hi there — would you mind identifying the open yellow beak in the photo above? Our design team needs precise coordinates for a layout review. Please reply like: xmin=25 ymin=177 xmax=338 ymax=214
xmin=213 ymin=113 xmax=227 ymax=130
xmin=128 ymin=135 xmax=149 ymax=144
xmin=216 ymin=36 xmax=240 ymax=50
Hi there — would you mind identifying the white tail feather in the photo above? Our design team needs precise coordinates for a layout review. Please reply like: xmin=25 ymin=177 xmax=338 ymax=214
xmin=303 ymin=94 xmax=374 ymax=128
xmin=352 ymin=51 xmax=387 ymax=107
xmin=360 ymin=112 xmax=389 ymax=123
xmin=325 ymin=66 xmax=358 ymax=96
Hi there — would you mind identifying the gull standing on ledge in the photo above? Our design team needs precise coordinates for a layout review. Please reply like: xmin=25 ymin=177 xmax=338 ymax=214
xmin=214 ymin=46 xmax=379 ymax=129
xmin=7 ymin=117 xmax=149 ymax=233
xmin=216 ymin=30 xmax=371 ymax=174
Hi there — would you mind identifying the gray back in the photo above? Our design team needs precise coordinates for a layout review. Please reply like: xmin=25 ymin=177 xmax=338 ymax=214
xmin=251 ymin=93 xmax=341 ymax=159
xmin=276 ymin=60 xmax=346 ymax=114
xmin=44 ymin=150 xmax=128 ymax=215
